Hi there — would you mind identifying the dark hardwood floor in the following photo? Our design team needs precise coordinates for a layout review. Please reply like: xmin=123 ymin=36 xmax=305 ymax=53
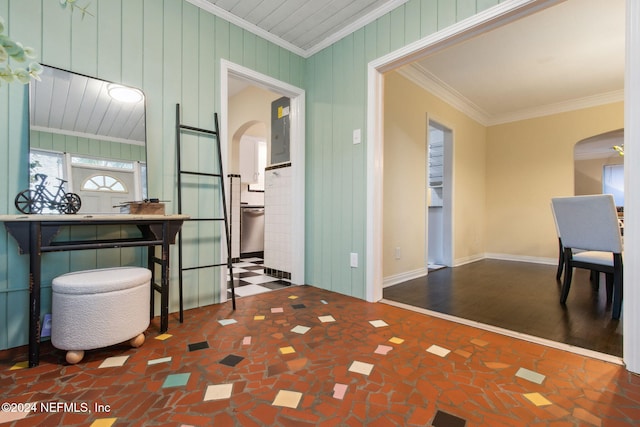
xmin=382 ymin=259 xmax=623 ymax=357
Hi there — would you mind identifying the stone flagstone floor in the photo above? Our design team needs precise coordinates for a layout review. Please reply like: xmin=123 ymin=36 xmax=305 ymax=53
xmin=1 ymin=285 xmax=640 ymax=426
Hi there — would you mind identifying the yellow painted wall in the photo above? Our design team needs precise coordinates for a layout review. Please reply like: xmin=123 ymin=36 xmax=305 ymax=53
xmin=383 ymin=72 xmax=486 ymax=279
xmin=485 ymin=102 xmax=624 ymax=260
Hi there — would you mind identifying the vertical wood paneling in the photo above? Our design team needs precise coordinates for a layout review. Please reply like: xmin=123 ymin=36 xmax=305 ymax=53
xmin=421 ymin=0 xmax=438 ymax=38
xmin=351 ymin=27 xmax=366 ymax=300
xmin=2 ymin=0 xmax=306 ymax=350
xmin=97 ymin=0 xmax=122 ymax=82
xmin=0 ymin=0 xmax=10 ymax=351
xmin=437 ymin=0 xmax=457 ymax=29
xmin=389 ymin=6 xmax=405 ymax=52
xmin=457 ymin=0 xmax=477 ymax=21
xmin=375 ymin=13 xmax=391 ymax=58
xmin=122 ymin=0 xmax=144 ymax=88
xmin=404 ymin=0 xmax=421 ymax=45
xmin=42 ymin=0 xmax=71 ymax=67
xmin=70 ymin=1 xmax=97 ymax=76
xmin=477 ymin=0 xmax=501 ymax=13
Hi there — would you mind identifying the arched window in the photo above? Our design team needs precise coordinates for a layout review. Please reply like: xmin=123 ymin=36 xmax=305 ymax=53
xmin=82 ymin=175 xmax=127 ymax=193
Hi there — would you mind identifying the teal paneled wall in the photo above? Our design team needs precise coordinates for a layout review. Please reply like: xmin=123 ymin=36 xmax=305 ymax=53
xmin=303 ymin=0 xmax=499 ymax=297
xmin=0 ymin=0 xmax=304 ymax=350
xmin=30 ymin=131 xmax=146 ymax=162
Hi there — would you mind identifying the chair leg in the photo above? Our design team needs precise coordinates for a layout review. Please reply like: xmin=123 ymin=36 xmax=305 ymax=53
xmin=612 ymin=254 xmax=623 ymax=320
xmin=560 ymin=248 xmax=573 ymax=304
xmin=605 ymin=273 xmax=614 ymax=304
xmin=556 ymin=238 xmax=564 ymax=280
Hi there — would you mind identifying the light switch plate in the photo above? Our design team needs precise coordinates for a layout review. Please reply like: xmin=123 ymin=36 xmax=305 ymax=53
xmin=353 ymin=129 xmax=361 ymax=144
xmin=350 ymin=252 xmax=358 ymax=268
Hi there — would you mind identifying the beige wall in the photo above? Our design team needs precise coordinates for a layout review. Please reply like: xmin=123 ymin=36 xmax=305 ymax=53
xmin=485 ymin=102 xmax=624 ymax=260
xmin=228 ymin=85 xmax=281 ymax=174
xmin=383 ymin=72 xmax=487 ymax=279
xmin=575 ymin=156 xmax=624 ymax=196
xmin=384 ymin=72 xmax=623 ymax=278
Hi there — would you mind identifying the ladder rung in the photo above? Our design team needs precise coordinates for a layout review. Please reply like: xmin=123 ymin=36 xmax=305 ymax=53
xmin=182 ymin=263 xmax=227 ymax=271
xmin=180 ymin=171 xmax=222 ymax=178
xmin=179 ymin=124 xmax=218 ymax=136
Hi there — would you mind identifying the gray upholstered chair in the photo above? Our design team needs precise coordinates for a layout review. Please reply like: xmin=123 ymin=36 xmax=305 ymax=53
xmin=551 ymin=195 xmax=623 ymax=319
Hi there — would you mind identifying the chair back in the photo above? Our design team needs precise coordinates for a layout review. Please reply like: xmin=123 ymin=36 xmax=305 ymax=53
xmin=551 ymin=195 xmax=623 ymax=253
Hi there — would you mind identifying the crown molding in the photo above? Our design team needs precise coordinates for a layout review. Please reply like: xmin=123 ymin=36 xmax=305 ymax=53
xmin=398 ymin=63 xmax=624 ymax=127
xmin=489 ymin=90 xmax=625 ymax=125
xmin=186 ymin=0 xmax=409 ymax=59
xmin=397 ymin=64 xmax=491 ymax=125
xmin=185 ymin=0 xmax=307 ymax=57
xmin=304 ymin=0 xmax=410 ymax=57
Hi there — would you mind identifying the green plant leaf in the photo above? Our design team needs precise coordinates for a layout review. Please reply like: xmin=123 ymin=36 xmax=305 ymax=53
xmin=0 ymin=66 xmax=15 ymax=83
xmin=13 ymin=68 xmax=31 ymax=84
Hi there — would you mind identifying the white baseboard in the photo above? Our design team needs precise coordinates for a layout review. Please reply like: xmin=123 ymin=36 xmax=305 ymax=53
xmin=452 ymin=253 xmax=485 ymax=267
xmin=484 ymin=253 xmax=557 ymax=266
xmin=384 ymin=254 xmax=556 ymax=288
xmin=383 ymin=267 xmax=429 ymax=288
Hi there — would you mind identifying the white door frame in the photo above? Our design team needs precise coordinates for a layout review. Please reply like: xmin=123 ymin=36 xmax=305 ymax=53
xmin=220 ymin=59 xmax=306 ymax=300
xmin=366 ymin=0 xmax=640 ymax=372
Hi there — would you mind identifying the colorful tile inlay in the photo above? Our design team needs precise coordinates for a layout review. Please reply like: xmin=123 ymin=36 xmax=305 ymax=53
xmin=0 ymin=285 xmax=634 ymax=426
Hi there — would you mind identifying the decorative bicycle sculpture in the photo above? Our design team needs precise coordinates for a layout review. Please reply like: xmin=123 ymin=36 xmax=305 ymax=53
xmin=15 ymin=174 xmax=82 ymax=214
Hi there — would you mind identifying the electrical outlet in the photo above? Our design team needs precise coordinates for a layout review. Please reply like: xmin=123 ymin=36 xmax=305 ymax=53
xmin=395 ymin=247 xmax=401 ymax=260
xmin=350 ymin=252 xmax=358 ymax=268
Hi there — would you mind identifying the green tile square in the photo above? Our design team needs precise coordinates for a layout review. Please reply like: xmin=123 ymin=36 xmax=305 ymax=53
xmin=162 ymin=373 xmax=191 ymax=388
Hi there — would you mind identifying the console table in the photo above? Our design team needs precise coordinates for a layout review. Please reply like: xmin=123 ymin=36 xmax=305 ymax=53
xmin=0 ymin=214 xmax=188 ymax=367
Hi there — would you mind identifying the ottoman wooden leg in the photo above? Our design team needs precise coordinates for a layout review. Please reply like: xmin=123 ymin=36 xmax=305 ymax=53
xmin=66 ymin=350 xmax=85 ymax=364
xmin=130 ymin=333 xmax=145 ymax=348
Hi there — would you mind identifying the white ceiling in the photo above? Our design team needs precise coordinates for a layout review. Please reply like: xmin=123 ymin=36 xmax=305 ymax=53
xmin=400 ymin=0 xmax=625 ymax=126
xmin=187 ymin=0 xmax=408 ymax=57
xmin=30 ymin=66 xmax=146 ymax=145
xmin=206 ymin=0 xmax=625 ymax=131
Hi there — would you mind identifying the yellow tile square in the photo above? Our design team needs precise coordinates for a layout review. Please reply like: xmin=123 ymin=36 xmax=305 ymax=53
xmin=288 ymin=295 xmax=299 ymax=299
xmin=9 ymin=361 xmax=28 ymax=370
xmin=155 ymin=334 xmax=172 ymax=341
xmin=90 ymin=418 xmax=118 ymax=427
xmin=524 ymin=392 xmax=552 ymax=406
xmin=254 ymin=315 xmax=265 ymax=320
xmin=279 ymin=346 xmax=296 ymax=355
xmin=389 ymin=337 xmax=404 ymax=344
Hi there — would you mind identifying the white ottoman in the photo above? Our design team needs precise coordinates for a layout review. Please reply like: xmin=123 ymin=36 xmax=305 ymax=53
xmin=51 ymin=267 xmax=151 ymax=364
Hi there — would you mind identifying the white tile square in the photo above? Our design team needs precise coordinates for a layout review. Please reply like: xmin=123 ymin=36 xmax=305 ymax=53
xmin=349 ymin=360 xmax=374 ymax=376
xmin=369 ymin=320 xmax=389 ymax=328
xmin=204 ymin=383 xmax=233 ymax=401
xmin=318 ymin=315 xmax=336 ymax=323
xmin=148 ymin=357 xmax=172 ymax=365
xmin=99 ymin=355 xmax=129 ymax=368
xmin=272 ymin=390 xmax=302 ymax=408
xmin=218 ymin=318 xmax=238 ymax=326
xmin=242 ymin=275 xmax=280 ymax=285
xmin=233 ymin=284 xmax=272 ymax=297
xmin=291 ymin=325 xmax=311 ymax=334
xmin=426 ymin=345 xmax=451 ymax=358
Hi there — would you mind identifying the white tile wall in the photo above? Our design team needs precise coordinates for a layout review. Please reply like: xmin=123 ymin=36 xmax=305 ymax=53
xmin=264 ymin=166 xmax=292 ymax=273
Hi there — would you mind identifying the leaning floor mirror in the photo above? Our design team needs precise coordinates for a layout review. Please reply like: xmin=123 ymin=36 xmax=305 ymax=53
xmin=28 ymin=65 xmax=147 ymax=214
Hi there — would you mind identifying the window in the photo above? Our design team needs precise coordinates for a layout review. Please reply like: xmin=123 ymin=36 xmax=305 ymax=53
xmin=82 ymin=175 xmax=127 ymax=193
xmin=603 ymin=164 xmax=624 ymax=207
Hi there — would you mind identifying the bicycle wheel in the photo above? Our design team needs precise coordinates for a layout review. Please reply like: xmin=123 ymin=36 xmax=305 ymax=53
xmin=58 ymin=193 xmax=82 ymax=214
xmin=15 ymin=189 xmax=43 ymax=214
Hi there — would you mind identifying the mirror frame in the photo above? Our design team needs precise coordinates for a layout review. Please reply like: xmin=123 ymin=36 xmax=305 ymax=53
xmin=28 ymin=65 xmax=148 ymax=214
